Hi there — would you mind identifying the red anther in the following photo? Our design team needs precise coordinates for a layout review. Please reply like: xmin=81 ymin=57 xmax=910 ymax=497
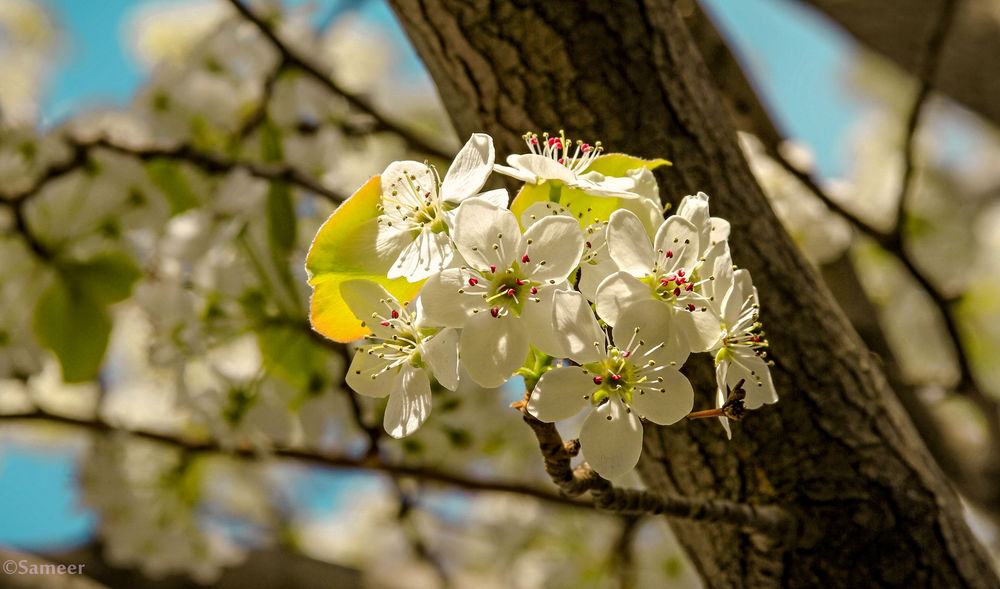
xmin=558 ymin=158 xmax=564 ymax=165
xmin=530 ymin=138 xmax=539 ymax=145
xmin=673 ymin=287 xmax=681 ymax=296
xmin=666 ymin=274 xmax=676 ymax=282
xmin=610 ymin=374 xmax=622 ymax=382
xmin=676 ymin=276 xmax=685 ymax=284
xmin=390 ymin=310 xmax=399 ymax=319
xmin=665 ymin=250 xmax=673 ymax=258
xmin=380 ymin=320 xmax=390 ymax=326
xmin=585 ymin=241 xmax=592 ymax=248
xmin=522 ymin=254 xmax=530 ymax=263
xmin=593 ymin=376 xmax=603 ymax=385
xmin=506 ymin=288 xmax=516 ymax=296
xmin=751 ymin=336 xmax=760 ymax=342
xmin=548 ymin=138 xmax=557 ymax=146
xmin=424 ymin=192 xmax=431 ymax=198
xmin=685 ymin=283 xmax=694 ymax=291
xmin=622 ymin=350 xmax=630 ymax=358
xmin=516 ymin=279 xmax=525 ymax=286
xmin=490 ymin=265 xmax=496 ymax=273
xmin=687 ymin=303 xmax=696 ymax=311
xmin=468 ymin=277 xmax=479 ymax=286
xmin=660 ymin=278 xmax=669 ymax=286
xmin=529 ymin=286 xmax=538 ymax=294
xmin=677 ymin=269 xmax=685 ymax=277
xmin=490 ymin=307 xmax=500 ymax=317
xmin=582 ymin=143 xmax=591 ymax=152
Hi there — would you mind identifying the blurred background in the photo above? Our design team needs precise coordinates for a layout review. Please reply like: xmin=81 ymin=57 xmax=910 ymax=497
xmin=1 ymin=0 xmax=998 ymax=587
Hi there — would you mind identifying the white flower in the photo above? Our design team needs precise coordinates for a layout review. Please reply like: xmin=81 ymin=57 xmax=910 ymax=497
xmin=419 ymin=198 xmax=584 ymax=388
xmin=707 ymin=266 xmax=778 ymax=437
xmin=595 ymin=209 xmax=722 ymax=350
xmin=378 ymin=133 xmax=507 ymax=281
xmin=527 ymin=297 xmax=693 ymax=478
xmin=675 ymin=192 xmax=730 ymax=250
xmin=342 ymin=279 xmax=459 ymax=438
xmin=494 ymin=131 xmax=636 ymax=197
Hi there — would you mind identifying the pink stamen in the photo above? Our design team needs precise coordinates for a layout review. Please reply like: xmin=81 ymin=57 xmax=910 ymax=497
xmin=390 ymin=310 xmax=399 ymax=319
xmin=677 ymin=269 xmax=685 ymax=278
xmin=610 ymin=374 xmax=622 ymax=382
xmin=468 ymin=277 xmax=479 ymax=286
xmin=380 ymin=320 xmax=390 ymax=326
xmin=665 ymin=250 xmax=673 ymax=258
xmin=586 ymin=241 xmax=592 ymax=248
xmin=687 ymin=303 xmax=696 ymax=311
xmin=522 ymin=254 xmax=530 ymax=263
xmin=490 ymin=307 xmax=500 ymax=317
xmin=593 ymin=376 xmax=603 ymax=385
xmin=622 ymin=351 xmax=630 ymax=358
xmin=506 ymin=288 xmax=516 ymax=296
xmin=516 ymin=279 xmax=525 ymax=285
xmin=673 ymin=287 xmax=681 ymax=296
xmin=529 ymin=286 xmax=538 ymax=295
xmin=685 ymin=283 xmax=694 ymax=291
xmin=490 ymin=265 xmax=496 ymax=273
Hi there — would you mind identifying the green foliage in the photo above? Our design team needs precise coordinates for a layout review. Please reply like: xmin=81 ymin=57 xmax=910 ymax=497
xmin=147 ymin=160 xmax=200 ymax=214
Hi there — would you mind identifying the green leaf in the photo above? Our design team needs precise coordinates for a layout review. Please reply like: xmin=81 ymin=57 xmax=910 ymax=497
xmin=586 ymin=153 xmax=671 ymax=177
xmin=306 ymin=176 xmax=423 ymax=342
xmin=257 ymin=323 xmax=328 ymax=395
xmin=33 ymin=278 xmax=111 ymax=383
xmin=62 ymin=252 xmax=142 ymax=304
xmin=511 ymin=181 xmax=624 ymax=229
xmin=147 ymin=160 xmax=199 ymax=214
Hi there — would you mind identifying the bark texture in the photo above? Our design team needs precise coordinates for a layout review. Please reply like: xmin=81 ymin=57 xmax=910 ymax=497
xmin=793 ymin=0 xmax=1000 ymax=128
xmin=385 ymin=0 xmax=1000 ymax=586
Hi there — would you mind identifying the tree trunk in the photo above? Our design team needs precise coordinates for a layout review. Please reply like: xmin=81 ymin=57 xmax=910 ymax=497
xmin=384 ymin=0 xmax=1000 ymax=586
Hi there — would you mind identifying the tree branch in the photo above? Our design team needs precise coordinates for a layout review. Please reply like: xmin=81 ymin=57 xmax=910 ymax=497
xmin=225 ymin=0 xmax=454 ymax=161
xmin=0 ymin=408 xmax=587 ymax=510
xmin=513 ymin=403 xmax=797 ymax=544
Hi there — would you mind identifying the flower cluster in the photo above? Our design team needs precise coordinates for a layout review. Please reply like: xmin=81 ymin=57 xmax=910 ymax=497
xmin=306 ymin=131 xmax=778 ymax=477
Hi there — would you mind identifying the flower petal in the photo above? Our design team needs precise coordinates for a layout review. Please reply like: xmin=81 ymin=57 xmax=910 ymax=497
xmin=476 ymin=188 xmax=510 ymax=209
xmin=523 ymin=215 xmax=584 ymax=283
xmin=580 ymin=396 xmax=643 ymax=479
xmin=460 ymin=312 xmax=530 ymax=388
xmin=345 ymin=349 xmax=394 ymax=397
xmin=710 ymin=216 xmax=730 ymax=244
xmin=527 ymin=366 xmax=596 ymax=422
xmin=506 ymin=154 xmax=576 ymax=184
xmin=340 ymin=279 xmax=400 ymax=339
xmin=551 ymin=290 xmax=605 ymax=364
xmin=731 ymin=352 xmax=778 ymax=409
xmin=616 ymin=299 xmax=690 ymax=367
xmin=381 ymin=161 xmax=434 ymax=206
xmin=631 ymin=369 xmax=693 ymax=425
xmin=421 ymin=327 xmax=460 ymax=390
xmin=716 ymin=380 xmax=732 ymax=440
xmin=722 ymin=268 xmax=754 ymax=328
xmin=440 ymin=133 xmax=494 ymax=205
xmin=607 ymin=209 xmax=654 ymax=275
xmin=520 ymin=201 xmax=571 ymax=229
xmin=387 ymin=229 xmax=454 ymax=281
xmin=595 ymin=271 xmax=649 ymax=326
xmin=384 ymin=364 xmax=432 ymax=438
xmin=653 ymin=215 xmax=700 ymax=273
xmin=418 ymin=269 xmax=479 ymax=327
xmin=676 ymin=192 xmax=711 ymax=250
xmin=493 ymin=163 xmax=537 ymax=183
xmin=520 ymin=285 xmax=567 ymax=358
xmin=453 ymin=198 xmax=524 ymax=270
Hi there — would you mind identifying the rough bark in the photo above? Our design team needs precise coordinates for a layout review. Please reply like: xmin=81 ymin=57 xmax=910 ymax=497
xmin=385 ymin=0 xmax=1000 ymax=587
xmin=793 ymin=0 xmax=1000 ymax=128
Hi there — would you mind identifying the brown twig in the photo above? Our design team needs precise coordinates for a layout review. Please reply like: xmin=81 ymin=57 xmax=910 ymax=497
xmin=0 ymin=408 xmax=587 ymax=509
xmin=514 ymin=404 xmax=796 ymax=542
xmin=225 ymin=0 xmax=453 ymax=161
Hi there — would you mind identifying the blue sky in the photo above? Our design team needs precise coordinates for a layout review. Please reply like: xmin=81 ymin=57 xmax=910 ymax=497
xmin=2 ymin=0 xmax=863 ymax=550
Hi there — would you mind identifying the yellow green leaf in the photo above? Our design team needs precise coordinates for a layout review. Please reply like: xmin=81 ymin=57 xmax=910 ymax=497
xmin=510 ymin=181 xmax=632 ymax=230
xmin=586 ymin=153 xmax=671 ymax=177
xmin=305 ymin=176 xmax=423 ymax=342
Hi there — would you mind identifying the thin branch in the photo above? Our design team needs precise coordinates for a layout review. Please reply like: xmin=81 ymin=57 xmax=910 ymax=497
xmin=610 ymin=516 xmax=640 ymax=589
xmin=225 ymin=0 xmax=453 ymax=161
xmin=81 ymin=137 xmax=347 ymax=203
xmin=234 ymin=58 xmax=289 ymax=142
xmin=513 ymin=403 xmax=797 ymax=543
xmin=892 ymin=0 xmax=961 ymax=237
xmin=0 ymin=408 xmax=588 ymax=509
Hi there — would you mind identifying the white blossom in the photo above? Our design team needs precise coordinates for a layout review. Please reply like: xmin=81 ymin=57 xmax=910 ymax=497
xmin=527 ymin=296 xmax=693 ymax=478
xmin=419 ymin=198 xmax=584 ymax=387
xmin=342 ymin=279 xmax=459 ymax=438
xmin=378 ymin=133 xmax=507 ymax=281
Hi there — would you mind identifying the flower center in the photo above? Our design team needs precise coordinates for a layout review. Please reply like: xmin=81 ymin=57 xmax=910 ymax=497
xmin=458 ymin=262 xmax=541 ymax=319
xmin=583 ymin=328 xmax=672 ymax=408
xmin=522 ymin=130 xmax=603 ymax=175
xmin=379 ymin=168 xmax=449 ymax=234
